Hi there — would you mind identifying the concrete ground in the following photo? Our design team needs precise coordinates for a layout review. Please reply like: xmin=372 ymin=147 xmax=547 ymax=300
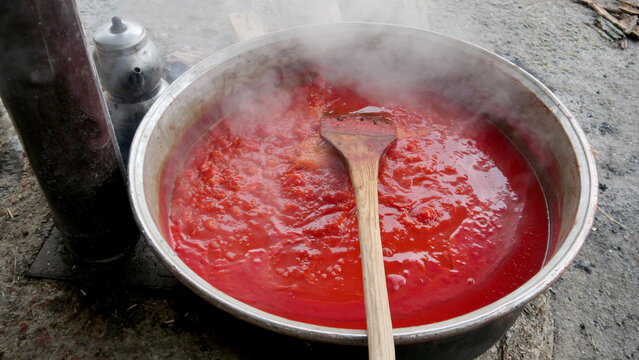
xmin=1 ymin=0 xmax=637 ymax=359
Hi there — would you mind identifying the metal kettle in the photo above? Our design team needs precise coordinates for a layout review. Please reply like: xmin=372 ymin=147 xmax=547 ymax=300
xmin=93 ymin=16 xmax=167 ymax=163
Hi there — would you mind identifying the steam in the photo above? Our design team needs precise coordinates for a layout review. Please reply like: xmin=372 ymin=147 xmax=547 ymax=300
xmin=74 ymin=0 xmax=560 ymax=265
xmin=78 ymin=0 xmax=431 ymax=57
xmin=219 ymin=67 xmax=293 ymax=135
xmin=74 ymin=0 xmax=559 ymax=203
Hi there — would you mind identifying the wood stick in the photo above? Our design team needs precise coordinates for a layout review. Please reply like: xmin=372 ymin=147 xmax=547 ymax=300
xmin=619 ymin=0 xmax=639 ymax=10
xmin=592 ymin=23 xmax=617 ymax=41
xmin=577 ymin=0 xmax=639 ymax=36
xmin=621 ymin=37 xmax=629 ymax=48
xmin=619 ymin=3 xmax=639 ymax=15
xmin=619 ymin=13 xmax=639 ymax=32
xmin=596 ymin=17 xmax=624 ymax=39
xmin=601 ymin=3 xmax=622 ymax=13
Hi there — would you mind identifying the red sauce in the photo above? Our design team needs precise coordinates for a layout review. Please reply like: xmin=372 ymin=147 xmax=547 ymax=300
xmin=164 ymin=71 xmax=548 ymax=329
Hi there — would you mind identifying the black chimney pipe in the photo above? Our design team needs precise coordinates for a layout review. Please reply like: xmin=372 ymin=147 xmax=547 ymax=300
xmin=0 ymin=0 xmax=139 ymax=262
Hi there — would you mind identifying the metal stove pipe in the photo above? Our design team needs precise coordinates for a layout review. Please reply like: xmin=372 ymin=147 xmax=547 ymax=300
xmin=0 ymin=0 xmax=139 ymax=262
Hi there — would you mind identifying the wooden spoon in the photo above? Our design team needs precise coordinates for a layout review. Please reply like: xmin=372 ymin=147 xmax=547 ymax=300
xmin=320 ymin=112 xmax=396 ymax=360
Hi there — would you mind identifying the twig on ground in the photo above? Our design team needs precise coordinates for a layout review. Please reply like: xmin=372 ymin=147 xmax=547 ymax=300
xmin=596 ymin=17 xmax=625 ymax=39
xmin=601 ymin=3 xmax=623 ymax=13
xmin=619 ymin=13 xmax=639 ymax=33
xmin=591 ymin=21 xmax=618 ymax=40
xmin=597 ymin=206 xmax=626 ymax=228
xmin=13 ymin=248 xmax=18 ymax=283
xmin=621 ymin=37 xmax=629 ymax=48
xmin=619 ymin=3 xmax=639 ymax=15
xmin=576 ymin=0 xmax=639 ymax=39
xmin=619 ymin=0 xmax=639 ymax=9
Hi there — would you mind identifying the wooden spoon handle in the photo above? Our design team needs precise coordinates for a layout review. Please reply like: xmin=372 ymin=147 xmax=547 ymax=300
xmin=348 ymin=159 xmax=395 ymax=360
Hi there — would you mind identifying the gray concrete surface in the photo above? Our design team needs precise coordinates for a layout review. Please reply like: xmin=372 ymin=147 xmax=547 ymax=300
xmin=1 ymin=0 xmax=638 ymax=359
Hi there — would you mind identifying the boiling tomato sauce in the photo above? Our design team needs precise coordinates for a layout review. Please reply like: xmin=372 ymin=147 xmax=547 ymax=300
xmin=164 ymin=70 xmax=548 ymax=329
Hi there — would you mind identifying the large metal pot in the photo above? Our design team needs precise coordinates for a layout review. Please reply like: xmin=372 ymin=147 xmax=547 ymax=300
xmin=128 ymin=23 xmax=597 ymax=359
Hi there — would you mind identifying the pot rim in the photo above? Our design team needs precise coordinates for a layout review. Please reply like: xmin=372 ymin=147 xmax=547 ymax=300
xmin=128 ymin=22 xmax=598 ymax=345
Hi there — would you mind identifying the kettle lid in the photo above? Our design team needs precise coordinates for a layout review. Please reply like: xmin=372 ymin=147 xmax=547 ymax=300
xmin=93 ymin=17 xmax=146 ymax=51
